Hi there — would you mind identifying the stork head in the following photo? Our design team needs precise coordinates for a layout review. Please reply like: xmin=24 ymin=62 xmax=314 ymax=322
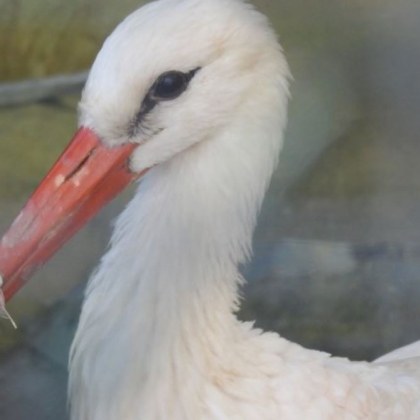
xmin=0 ymin=0 xmax=289 ymax=301
xmin=81 ymin=0 xmax=288 ymax=171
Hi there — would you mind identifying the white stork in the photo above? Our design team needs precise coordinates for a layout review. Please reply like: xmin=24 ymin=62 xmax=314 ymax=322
xmin=0 ymin=0 xmax=419 ymax=419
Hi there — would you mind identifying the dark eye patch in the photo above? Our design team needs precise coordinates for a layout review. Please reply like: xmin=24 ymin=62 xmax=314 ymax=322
xmin=129 ymin=67 xmax=200 ymax=137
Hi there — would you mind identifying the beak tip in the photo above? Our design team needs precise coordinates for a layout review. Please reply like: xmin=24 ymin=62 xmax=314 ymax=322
xmin=0 ymin=277 xmax=17 ymax=329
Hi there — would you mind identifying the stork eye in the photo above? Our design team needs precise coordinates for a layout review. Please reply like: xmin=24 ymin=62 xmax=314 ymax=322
xmin=129 ymin=68 xmax=200 ymax=137
xmin=152 ymin=71 xmax=188 ymax=100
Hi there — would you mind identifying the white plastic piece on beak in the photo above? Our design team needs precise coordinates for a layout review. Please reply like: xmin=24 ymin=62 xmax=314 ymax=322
xmin=0 ymin=274 xmax=17 ymax=329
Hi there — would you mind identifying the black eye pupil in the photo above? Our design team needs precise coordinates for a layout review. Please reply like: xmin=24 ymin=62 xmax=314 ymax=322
xmin=153 ymin=71 xmax=187 ymax=100
xmin=130 ymin=68 xmax=201 ymax=137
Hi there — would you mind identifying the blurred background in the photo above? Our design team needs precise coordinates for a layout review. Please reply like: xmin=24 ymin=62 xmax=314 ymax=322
xmin=1 ymin=0 xmax=420 ymax=418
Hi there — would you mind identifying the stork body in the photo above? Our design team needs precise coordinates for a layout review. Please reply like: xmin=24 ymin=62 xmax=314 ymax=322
xmin=65 ymin=1 xmax=420 ymax=418
xmin=69 ymin=133 xmax=420 ymax=419
xmin=1 ymin=0 xmax=419 ymax=419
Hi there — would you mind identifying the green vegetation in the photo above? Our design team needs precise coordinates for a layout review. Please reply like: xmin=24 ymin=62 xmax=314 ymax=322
xmin=0 ymin=96 xmax=78 ymax=198
xmin=0 ymin=0 xmax=147 ymax=80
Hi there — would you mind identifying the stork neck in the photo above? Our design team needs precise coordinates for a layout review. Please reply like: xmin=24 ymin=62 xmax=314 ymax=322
xmin=69 ymin=112 xmax=283 ymax=419
xmin=91 ymin=127 xmax=272 ymax=340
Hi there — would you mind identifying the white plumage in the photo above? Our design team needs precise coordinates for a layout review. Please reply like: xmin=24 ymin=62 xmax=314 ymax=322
xmin=66 ymin=0 xmax=420 ymax=419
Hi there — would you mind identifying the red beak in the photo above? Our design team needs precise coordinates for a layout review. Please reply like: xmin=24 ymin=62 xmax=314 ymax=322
xmin=0 ymin=127 xmax=142 ymax=301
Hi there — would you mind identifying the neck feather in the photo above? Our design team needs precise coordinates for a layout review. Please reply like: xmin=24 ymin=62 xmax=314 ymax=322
xmin=69 ymin=102 xmax=285 ymax=419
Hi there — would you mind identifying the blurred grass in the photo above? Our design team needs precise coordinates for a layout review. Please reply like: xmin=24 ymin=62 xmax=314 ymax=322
xmin=0 ymin=0 xmax=147 ymax=81
xmin=0 ymin=96 xmax=78 ymax=198
xmin=292 ymin=122 xmax=378 ymax=199
xmin=0 ymin=0 xmax=93 ymax=80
